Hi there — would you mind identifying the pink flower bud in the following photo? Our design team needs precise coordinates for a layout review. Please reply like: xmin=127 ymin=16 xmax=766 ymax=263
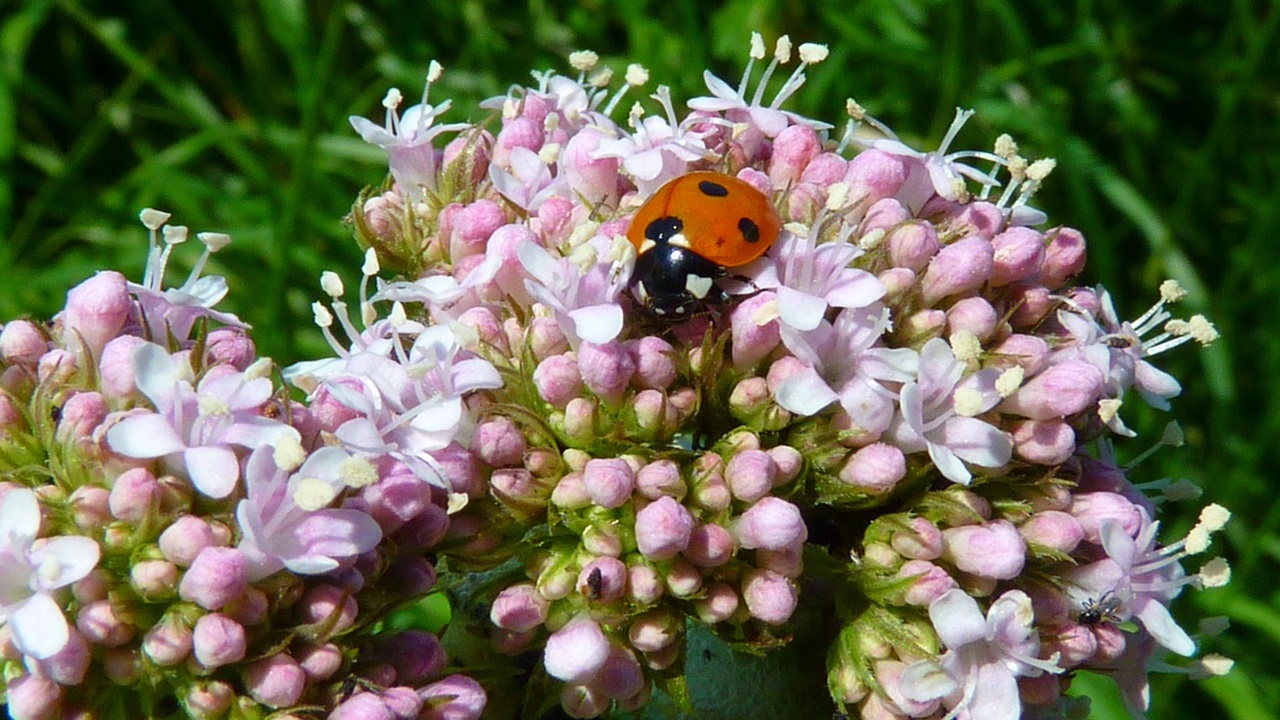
xmin=37 ymin=348 xmax=76 ymax=385
xmin=757 ymin=545 xmax=804 ymax=578
xmin=845 ymin=149 xmax=909 ymax=204
xmin=97 ymin=335 xmax=146 ymax=400
xmin=203 ymin=327 xmax=256 ymax=370
xmin=299 ymin=584 xmax=358 ymax=634
xmin=860 ymin=198 xmax=910 ymax=235
xmin=726 ymin=291 xmax=780 ymax=370
xmin=36 ymin=627 xmax=90 ymax=685
xmin=1019 ymin=510 xmax=1085 ymax=555
xmin=630 ymin=388 xmax=677 ymax=437
xmin=741 ymin=569 xmax=797 ymax=625
xmin=875 ymin=659 xmax=941 ymax=718
xmin=1001 ymin=359 xmax=1105 ymax=420
xmin=941 ymin=519 xmax=1027 ymax=579
xmin=184 ymin=680 xmax=235 ymax=720
xmin=380 ymin=686 xmax=425 ymax=720
xmin=626 ymin=336 xmax=677 ymax=389
xmin=551 ymin=471 xmax=590 ymax=510
xmin=594 ymin=645 xmax=645 ymax=700
xmin=131 ymin=559 xmax=179 ymax=599
xmin=159 ymin=514 xmax=215 ymax=567
xmin=1069 ymin=491 xmax=1141 ymax=543
xmin=988 ymin=334 xmax=1050 ymax=375
xmin=634 ymin=496 xmax=694 ymax=560
xmin=544 ymin=617 xmax=610 ymax=684
xmin=225 ymin=586 xmax=270 ymax=627
xmin=1092 ymin=623 xmax=1128 ymax=663
xmin=192 ymin=613 xmax=246 ymax=668
xmin=684 ymin=522 xmax=735 ymax=568
xmin=664 ymin=557 xmax=703 ymax=597
xmin=55 ymin=391 xmax=108 ymax=443
xmin=1008 ymin=284 xmax=1055 ymax=328
xmin=734 ymin=497 xmax=806 ymax=551
xmin=621 ymin=562 xmax=660 ymax=606
xmin=491 ymin=582 xmax=549 ymax=632
xmin=6 ymin=673 xmax=62 ymax=720
xmin=946 ymin=201 xmax=1005 ymax=240
xmin=329 ymin=692 xmax=394 ymax=720
xmin=527 ymin=316 xmax=569 ymax=360
xmin=890 ymin=517 xmax=944 ymax=560
xmin=578 ymin=341 xmax=635 ymax=403
xmin=143 ymin=616 xmax=193 ymax=666
xmin=635 ymin=459 xmax=685 ymax=500
xmin=945 ymin=297 xmax=1000 ymax=341
xmin=560 ymin=684 xmax=609 ymax=720
xmin=920 ymin=237 xmax=994 ymax=305
xmin=453 ymin=200 xmax=505 ymax=256
xmin=839 ymin=443 xmax=906 ymax=494
xmin=728 ymin=376 xmax=770 ymax=416
xmin=580 ymin=457 xmax=632 ymax=508
xmin=725 ymin=450 xmax=777 ymax=502
xmin=898 ymin=560 xmax=959 ymax=606
xmin=627 ymin=609 xmax=680 ymax=652
xmin=179 ymin=547 xmax=249 ymax=611
xmin=878 ymin=267 xmax=917 ymax=301
xmin=1044 ymin=623 xmax=1098 ymax=668
xmin=990 ymin=227 xmax=1046 ymax=287
xmin=534 ymin=354 xmax=584 ymax=409
xmin=763 ymin=447 xmax=800 ymax=486
xmin=886 ymin=222 xmax=940 ymax=271
xmin=59 ymin=272 xmax=132 ymax=356
xmin=769 ymin=124 xmax=822 ymax=186
xmin=244 ymin=653 xmax=306 ymax=708
xmin=493 ymin=116 xmax=544 ymax=167
xmin=76 ymin=599 xmax=133 ymax=647
xmin=107 ymin=467 xmax=159 ymax=523
xmin=68 ymin=486 xmax=110 ymax=531
xmin=800 ymin=152 xmax=849 ymax=185
xmin=0 ymin=320 xmax=47 ymax=367
xmin=297 ymin=642 xmax=343 ymax=681
xmin=1040 ymin=227 xmax=1087 ymax=289
xmin=470 ymin=417 xmax=526 ymax=467
xmin=900 ymin=308 xmax=947 ymax=343
xmin=561 ymin=397 xmax=597 ymax=443
xmin=1012 ymin=419 xmax=1076 ymax=465
xmin=577 ymin=557 xmax=627 ymax=603
xmin=695 ymin=582 xmax=741 ymax=623
xmin=765 ymin=355 xmax=805 ymax=394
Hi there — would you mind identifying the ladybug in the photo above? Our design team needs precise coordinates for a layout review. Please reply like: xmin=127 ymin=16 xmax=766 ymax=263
xmin=626 ymin=171 xmax=782 ymax=317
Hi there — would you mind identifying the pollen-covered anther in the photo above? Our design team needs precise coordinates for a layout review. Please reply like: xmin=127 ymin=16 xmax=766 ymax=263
xmin=569 ymin=50 xmax=599 ymax=73
xmin=163 ymin=225 xmax=190 ymax=245
xmin=749 ymin=32 xmax=766 ymax=59
xmin=1194 ymin=654 xmax=1235 ymax=679
xmin=320 ymin=271 xmax=345 ymax=299
xmin=140 ymin=207 xmax=172 ymax=230
xmin=625 ymin=64 xmax=649 ymax=87
xmin=1169 ymin=315 xmax=1219 ymax=345
xmin=1098 ymin=397 xmax=1123 ymax=423
xmin=1025 ymin=158 xmax=1057 ymax=181
xmin=798 ymin=43 xmax=829 ymax=64
xmin=312 ymin=301 xmax=334 ymax=328
xmin=1160 ymin=279 xmax=1188 ymax=303
xmin=427 ymin=59 xmax=443 ymax=83
xmin=824 ymin=181 xmax=851 ymax=210
xmin=339 ymin=457 xmax=379 ymax=489
xmin=382 ymin=87 xmax=404 ymax=110
xmin=994 ymin=133 xmax=1018 ymax=159
xmin=845 ymin=98 xmax=866 ymax=120
xmin=996 ymin=366 xmax=1025 ymax=397
xmin=197 ymin=232 xmax=232 ymax=252
xmin=389 ymin=301 xmax=408 ymax=327
xmin=773 ymin=35 xmax=792 ymax=63
xmin=273 ymin=435 xmax=307 ymax=472
xmin=293 ymin=477 xmax=339 ymax=511
xmin=589 ymin=67 xmax=614 ymax=88
xmin=949 ymin=330 xmax=982 ymax=364
xmin=539 ymin=144 xmax=562 ymax=164
xmin=1197 ymin=557 xmax=1231 ymax=587
xmin=857 ymin=228 xmax=885 ymax=251
xmin=362 ymin=248 xmax=380 ymax=276
xmin=952 ymin=387 xmax=985 ymax=417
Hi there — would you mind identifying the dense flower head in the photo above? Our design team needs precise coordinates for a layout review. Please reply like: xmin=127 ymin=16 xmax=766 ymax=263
xmin=0 ymin=30 xmax=1230 ymax=720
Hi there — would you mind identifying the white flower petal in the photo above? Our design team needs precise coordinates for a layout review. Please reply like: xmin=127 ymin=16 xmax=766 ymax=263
xmin=106 ymin=413 xmax=187 ymax=458
xmin=9 ymin=593 xmax=69 ymax=660
xmin=0 ymin=488 xmax=40 ymax=548
xmin=29 ymin=536 xmax=100 ymax=591
xmin=776 ymin=286 xmax=829 ymax=332
xmin=775 ymin=367 xmax=839 ymax=416
xmin=184 ymin=445 xmax=242 ymax=498
xmin=570 ymin=304 xmax=625 ymax=345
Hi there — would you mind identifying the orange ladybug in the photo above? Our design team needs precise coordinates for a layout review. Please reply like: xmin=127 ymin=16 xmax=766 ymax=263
xmin=626 ymin=171 xmax=782 ymax=317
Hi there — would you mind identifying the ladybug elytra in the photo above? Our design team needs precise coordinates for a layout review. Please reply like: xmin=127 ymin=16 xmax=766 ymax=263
xmin=626 ymin=171 xmax=782 ymax=317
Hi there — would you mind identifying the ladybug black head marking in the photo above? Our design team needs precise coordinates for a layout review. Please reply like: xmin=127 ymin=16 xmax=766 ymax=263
xmin=644 ymin=216 xmax=684 ymax=243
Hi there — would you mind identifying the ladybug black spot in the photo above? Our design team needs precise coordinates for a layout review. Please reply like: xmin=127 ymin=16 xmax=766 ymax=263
xmin=644 ymin=216 xmax=684 ymax=242
xmin=698 ymin=180 xmax=729 ymax=197
xmin=738 ymin=217 xmax=760 ymax=243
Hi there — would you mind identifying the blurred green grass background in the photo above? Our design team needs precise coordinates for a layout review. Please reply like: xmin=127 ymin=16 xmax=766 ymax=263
xmin=2 ymin=0 xmax=1276 ymax=717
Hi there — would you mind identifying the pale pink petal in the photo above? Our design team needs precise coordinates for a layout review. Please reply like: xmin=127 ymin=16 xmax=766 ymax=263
xmin=965 ymin=660 xmax=1022 ymax=720
xmin=9 ymin=594 xmax=69 ymax=660
xmin=107 ymin=414 xmax=187 ymax=458
xmin=823 ymin=272 xmax=886 ymax=309
xmin=928 ymin=589 xmax=988 ymax=648
xmin=775 ymin=366 xmax=839 ymax=416
xmin=1134 ymin=597 xmax=1195 ymax=656
xmin=938 ymin=417 xmax=1012 ymax=468
xmin=776 ymin=286 xmax=829 ymax=332
xmin=900 ymin=659 xmax=958 ymax=702
xmin=184 ymin=445 xmax=242 ymax=498
xmin=569 ymin=304 xmax=625 ymax=346
xmin=928 ymin=441 xmax=972 ymax=485
xmin=29 ymin=536 xmax=100 ymax=591
xmin=131 ymin=342 xmax=183 ymax=406
xmin=0 ymin=488 xmax=39 ymax=546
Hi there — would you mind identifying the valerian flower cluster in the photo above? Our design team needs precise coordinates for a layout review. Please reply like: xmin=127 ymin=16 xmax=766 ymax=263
xmin=0 ymin=32 xmax=1232 ymax=720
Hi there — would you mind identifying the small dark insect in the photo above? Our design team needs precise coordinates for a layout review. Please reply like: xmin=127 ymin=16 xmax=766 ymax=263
xmin=585 ymin=567 xmax=604 ymax=599
xmin=1076 ymin=593 xmax=1123 ymax=625
xmin=702 ymin=648 xmax=713 ymax=661
xmin=1103 ymin=335 xmax=1135 ymax=349
xmin=50 ymin=404 xmax=63 ymax=424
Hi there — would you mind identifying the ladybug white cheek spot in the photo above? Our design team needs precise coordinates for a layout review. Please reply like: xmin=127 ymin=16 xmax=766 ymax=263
xmin=639 ymin=239 xmax=656 ymax=254
xmin=685 ymin=274 xmax=714 ymax=299
xmin=667 ymin=233 xmax=691 ymax=249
